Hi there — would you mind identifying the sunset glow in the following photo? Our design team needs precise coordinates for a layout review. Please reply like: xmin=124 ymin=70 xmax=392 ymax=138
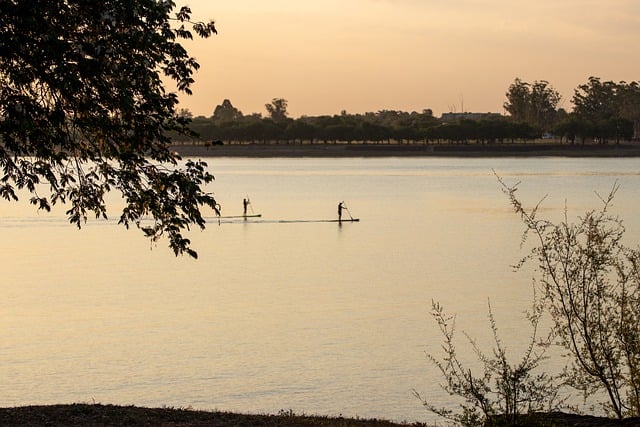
xmin=179 ymin=1 xmax=639 ymax=118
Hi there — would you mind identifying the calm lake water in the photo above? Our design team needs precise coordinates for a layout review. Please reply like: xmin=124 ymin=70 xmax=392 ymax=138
xmin=1 ymin=156 xmax=640 ymax=423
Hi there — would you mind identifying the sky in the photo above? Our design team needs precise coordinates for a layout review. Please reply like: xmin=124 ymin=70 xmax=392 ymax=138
xmin=175 ymin=0 xmax=640 ymax=118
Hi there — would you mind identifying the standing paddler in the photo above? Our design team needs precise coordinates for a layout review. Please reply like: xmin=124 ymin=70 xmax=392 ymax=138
xmin=338 ymin=201 xmax=345 ymax=222
xmin=243 ymin=197 xmax=250 ymax=216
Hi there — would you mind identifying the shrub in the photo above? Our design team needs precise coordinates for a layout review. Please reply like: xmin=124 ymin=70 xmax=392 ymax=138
xmin=415 ymin=299 xmax=561 ymax=426
xmin=500 ymin=177 xmax=640 ymax=419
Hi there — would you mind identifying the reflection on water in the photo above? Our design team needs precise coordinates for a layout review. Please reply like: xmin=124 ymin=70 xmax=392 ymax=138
xmin=1 ymin=157 xmax=639 ymax=422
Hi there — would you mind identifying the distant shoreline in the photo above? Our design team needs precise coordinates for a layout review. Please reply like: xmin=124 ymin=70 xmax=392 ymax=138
xmin=172 ymin=142 xmax=640 ymax=158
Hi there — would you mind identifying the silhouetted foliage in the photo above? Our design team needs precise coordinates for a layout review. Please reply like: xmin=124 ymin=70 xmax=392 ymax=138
xmin=212 ymin=99 xmax=243 ymax=123
xmin=193 ymin=78 xmax=640 ymax=146
xmin=186 ymin=76 xmax=640 ymax=146
xmin=504 ymin=79 xmax=561 ymax=133
xmin=265 ymin=98 xmax=289 ymax=122
xmin=572 ymin=78 xmax=640 ymax=143
xmin=0 ymin=0 xmax=218 ymax=257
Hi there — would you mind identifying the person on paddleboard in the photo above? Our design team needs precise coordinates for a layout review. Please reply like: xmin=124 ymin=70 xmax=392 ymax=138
xmin=243 ymin=198 xmax=249 ymax=216
xmin=338 ymin=201 xmax=345 ymax=222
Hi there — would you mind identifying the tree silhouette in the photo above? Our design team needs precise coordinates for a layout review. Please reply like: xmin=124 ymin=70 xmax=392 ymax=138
xmin=0 ymin=0 xmax=218 ymax=257
xmin=572 ymin=77 xmax=638 ymax=143
xmin=265 ymin=98 xmax=289 ymax=122
xmin=212 ymin=99 xmax=243 ymax=123
xmin=504 ymin=78 xmax=561 ymax=132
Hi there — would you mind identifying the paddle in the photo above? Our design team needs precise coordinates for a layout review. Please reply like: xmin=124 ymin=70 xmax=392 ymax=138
xmin=246 ymin=195 xmax=255 ymax=214
xmin=342 ymin=203 xmax=354 ymax=221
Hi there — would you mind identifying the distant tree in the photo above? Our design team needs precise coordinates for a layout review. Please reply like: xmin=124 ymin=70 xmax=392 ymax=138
xmin=0 ymin=0 xmax=218 ymax=258
xmin=265 ymin=98 xmax=289 ymax=122
xmin=504 ymin=78 xmax=531 ymax=122
xmin=284 ymin=120 xmax=316 ymax=143
xmin=572 ymin=77 xmax=618 ymax=131
xmin=617 ymin=81 xmax=640 ymax=140
xmin=212 ymin=99 xmax=243 ymax=123
xmin=256 ymin=119 xmax=284 ymax=142
xmin=359 ymin=121 xmax=390 ymax=143
xmin=529 ymin=80 xmax=562 ymax=129
xmin=553 ymin=116 xmax=591 ymax=144
xmin=375 ymin=110 xmax=405 ymax=127
xmin=318 ymin=124 xmax=357 ymax=143
xmin=572 ymin=77 xmax=639 ymax=143
xmin=504 ymin=78 xmax=561 ymax=132
xmin=178 ymin=108 xmax=194 ymax=119
xmin=393 ymin=125 xmax=419 ymax=143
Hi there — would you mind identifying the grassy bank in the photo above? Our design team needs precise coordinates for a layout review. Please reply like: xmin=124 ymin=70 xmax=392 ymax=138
xmin=0 ymin=404 xmax=421 ymax=426
xmin=1 ymin=404 xmax=639 ymax=426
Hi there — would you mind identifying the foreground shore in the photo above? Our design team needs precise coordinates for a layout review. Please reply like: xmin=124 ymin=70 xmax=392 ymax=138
xmin=171 ymin=141 xmax=640 ymax=158
xmin=1 ymin=404 xmax=639 ymax=426
xmin=0 ymin=404 xmax=418 ymax=427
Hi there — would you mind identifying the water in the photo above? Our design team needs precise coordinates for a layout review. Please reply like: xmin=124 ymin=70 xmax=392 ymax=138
xmin=1 ymin=156 xmax=639 ymax=423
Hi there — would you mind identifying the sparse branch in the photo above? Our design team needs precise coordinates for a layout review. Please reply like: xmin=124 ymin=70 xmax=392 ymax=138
xmin=498 ymin=173 xmax=640 ymax=419
xmin=416 ymin=299 xmax=560 ymax=425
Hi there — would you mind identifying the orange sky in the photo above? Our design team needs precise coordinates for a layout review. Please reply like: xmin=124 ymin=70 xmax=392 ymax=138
xmin=176 ymin=0 xmax=640 ymax=118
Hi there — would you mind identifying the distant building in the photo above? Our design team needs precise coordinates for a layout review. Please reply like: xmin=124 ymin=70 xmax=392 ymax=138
xmin=440 ymin=112 xmax=503 ymax=122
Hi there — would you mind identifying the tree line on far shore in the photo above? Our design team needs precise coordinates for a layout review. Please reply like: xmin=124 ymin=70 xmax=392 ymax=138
xmin=175 ymin=77 xmax=640 ymax=145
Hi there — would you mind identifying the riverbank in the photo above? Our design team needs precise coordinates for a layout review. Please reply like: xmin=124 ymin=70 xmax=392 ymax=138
xmin=1 ymin=404 xmax=638 ymax=426
xmin=0 ymin=404 xmax=418 ymax=426
xmin=171 ymin=141 xmax=640 ymax=158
